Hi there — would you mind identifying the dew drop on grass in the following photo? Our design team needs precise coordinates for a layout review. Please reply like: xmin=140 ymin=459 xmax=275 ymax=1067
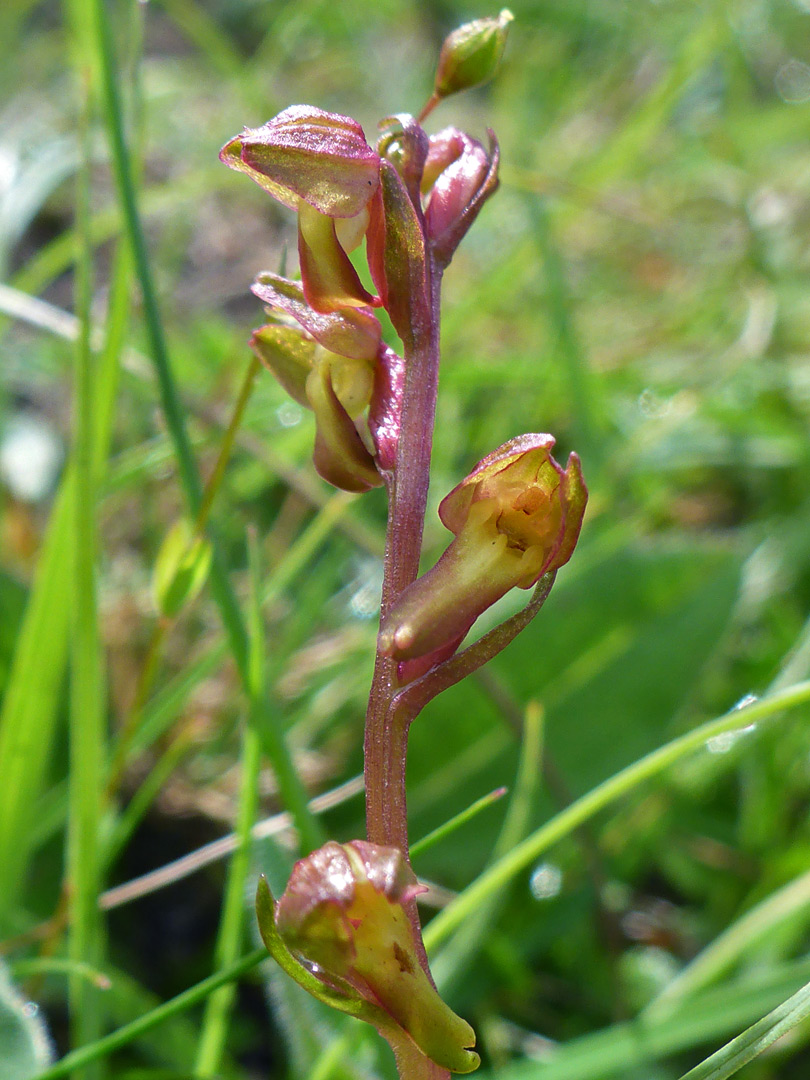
xmin=529 ymin=862 xmax=562 ymax=900
xmin=734 ymin=693 xmax=758 ymax=711
xmin=707 ymin=723 xmax=757 ymax=755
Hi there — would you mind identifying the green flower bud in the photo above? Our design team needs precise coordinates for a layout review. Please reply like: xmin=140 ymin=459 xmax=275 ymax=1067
xmin=434 ymin=10 xmax=514 ymax=100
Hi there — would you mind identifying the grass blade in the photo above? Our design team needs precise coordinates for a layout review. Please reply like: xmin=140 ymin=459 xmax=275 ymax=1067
xmin=88 ymin=0 xmax=321 ymax=852
xmin=194 ymin=530 xmax=265 ymax=1074
xmin=66 ymin=54 xmax=105 ymax=1069
xmin=677 ymin=978 xmax=810 ymax=1080
xmin=35 ymin=949 xmax=268 ymax=1079
xmin=424 ymin=681 xmax=810 ymax=954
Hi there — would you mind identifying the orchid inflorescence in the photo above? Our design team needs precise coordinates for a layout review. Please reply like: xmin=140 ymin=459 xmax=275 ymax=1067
xmin=221 ymin=11 xmax=587 ymax=1077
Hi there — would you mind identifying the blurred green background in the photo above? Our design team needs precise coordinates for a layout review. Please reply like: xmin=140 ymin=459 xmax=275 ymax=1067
xmin=2 ymin=0 xmax=810 ymax=1077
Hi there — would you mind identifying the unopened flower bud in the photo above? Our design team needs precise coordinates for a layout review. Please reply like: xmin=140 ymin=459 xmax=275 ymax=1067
xmin=379 ymin=435 xmax=587 ymax=669
xmin=378 ymin=114 xmax=430 ymax=207
xmin=434 ymin=10 xmax=514 ymax=100
xmin=416 ymin=128 xmax=500 ymax=265
xmin=271 ymin=841 xmax=479 ymax=1073
xmin=424 ymin=130 xmax=492 ymax=244
xmin=152 ymin=519 xmax=212 ymax=619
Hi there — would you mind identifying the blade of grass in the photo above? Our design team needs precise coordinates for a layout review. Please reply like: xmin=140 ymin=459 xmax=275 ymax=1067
xmin=575 ymin=4 xmax=725 ymax=189
xmin=104 ymin=731 xmax=195 ymax=867
xmin=645 ymin=867 xmax=810 ymax=1019
xmin=525 ymin=194 xmax=601 ymax=467
xmin=194 ymin=529 xmax=266 ymax=1075
xmin=0 ymin=261 xmax=127 ymax=923
xmin=410 ymin=787 xmax=508 ymax=859
xmin=66 ymin=56 xmax=105 ymax=1069
xmin=154 ymin=0 xmax=265 ymax=113
xmin=305 ymin=1024 xmax=367 ymax=1080
xmin=107 ymin=355 xmax=261 ymax=794
xmin=34 ymin=948 xmax=268 ymax=1079
xmin=0 ymin=282 xmax=384 ymax=558
xmin=0 ymin=157 xmax=129 ymax=925
xmin=432 ymin=702 xmax=544 ymax=994
xmin=88 ymin=0 xmax=322 ymax=852
xmin=11 ymin=958 xmax=111 ymax=990
xmin=676 ymin=977 xmax=810 ymax=1080
xmin=3 ymin=167 xmax=230 ymax=309
xmin=99 ymin=776 xmax=363 ymax=913
xmin=481 ymin=956 xmax=810 ymax=1080
xmin=120 ymin=490 xmax=356 ymax=766
xmin=424 ymin=680 xmax=810 ymax=955
xmin=0 ymin=479 xmax=74 ymax=924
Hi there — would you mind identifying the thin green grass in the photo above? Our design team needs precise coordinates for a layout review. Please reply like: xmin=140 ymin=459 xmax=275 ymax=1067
xmin=425 ymin=681 xmax=810 ymax=954
xmin=66 ymin=52 xmax=106 ymax=1071
xmin=87 ymin=0 xmax=321 ymax=853
xmin=194 ymin=531 xmax=265 ymax=1074
xmin=33 ymin=949 xmax=268 ymax=1080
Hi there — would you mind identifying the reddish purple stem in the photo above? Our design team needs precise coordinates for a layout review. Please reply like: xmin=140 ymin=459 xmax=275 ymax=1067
xmin=364 ymin=259 xmax=443 ymax=856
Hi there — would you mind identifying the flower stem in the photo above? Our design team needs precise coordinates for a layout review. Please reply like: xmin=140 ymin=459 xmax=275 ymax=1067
xmin=364 ymin=260 xmax=443 ymax=855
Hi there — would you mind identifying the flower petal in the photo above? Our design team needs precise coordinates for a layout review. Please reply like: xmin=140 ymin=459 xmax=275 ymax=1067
xmin=249 ymin=323 xmax=315 ymax=406
xmin=306 ymin=358 xmax=383 ymax=493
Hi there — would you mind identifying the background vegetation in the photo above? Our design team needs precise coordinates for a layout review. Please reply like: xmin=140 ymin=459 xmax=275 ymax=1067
xmin=2 ymin=0 xmax=810 ymax=1077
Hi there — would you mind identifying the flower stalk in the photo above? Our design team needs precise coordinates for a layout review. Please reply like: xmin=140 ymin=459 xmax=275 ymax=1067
xmin=220 ymin=12 xmax=591 ymax=1077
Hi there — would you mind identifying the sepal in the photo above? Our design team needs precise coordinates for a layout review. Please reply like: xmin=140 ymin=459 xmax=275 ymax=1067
xmin=220 ymin=105 xmax=380 ymax=218
xmin=250 ymin=324 xmax=384 ymax=494
xmin=306 ymin=356 xmax=382 ymax=493
xmin=297 ymin=199 xmax=379 ymax=313
xmin=249 ymin=323 xmax=314 ymax=406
